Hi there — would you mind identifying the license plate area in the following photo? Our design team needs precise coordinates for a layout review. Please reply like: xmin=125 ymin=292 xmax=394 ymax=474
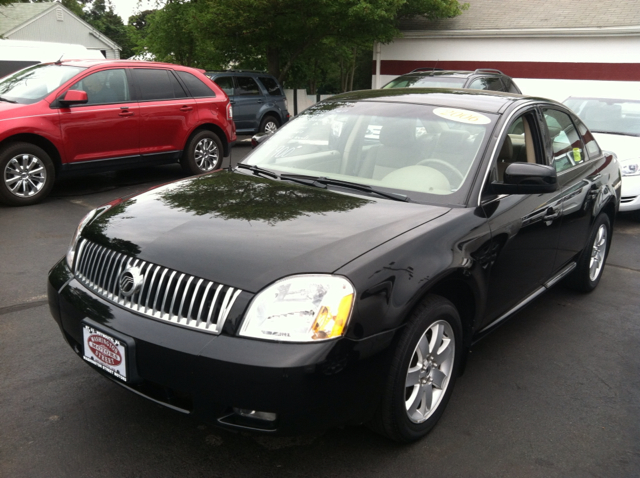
xmin=82 ymin=320 xmax=135 ymax=383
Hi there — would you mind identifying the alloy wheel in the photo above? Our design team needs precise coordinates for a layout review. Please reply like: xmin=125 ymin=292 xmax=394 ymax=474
xmin=194 ymin=138 xmax=219 ymax=171
xmin=4 ymin=154 xmax=47 ymax=198
xmin=589 ymin=224 xmax=607 ymax=282
xmin=404 ymin=320 xmax=455 ymax=423
xmin=264 ymin=121 xmax=278 ymax=134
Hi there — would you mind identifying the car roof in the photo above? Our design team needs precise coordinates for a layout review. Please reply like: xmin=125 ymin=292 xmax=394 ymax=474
xmin=565 ymin=95 xmax=640 ymax=103
xmin=326 ymin=88 xmax=551 ymax=115
xmin=401 ymin=69 xmax=506 ymax=79
xmin=206 ymin=70 xmax=272 ymax=76
xmin=53 ymin=59 xmax=205 ymax=72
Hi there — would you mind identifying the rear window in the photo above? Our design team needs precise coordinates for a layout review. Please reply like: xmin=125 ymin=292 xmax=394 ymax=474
xmin=236 ymin=76 xmax=261 ymax=96
xmin=212 ymin=76 xmax=234 ymax=95
xmin=258 ymin=76 xmax=283 ymax=96
xmin=176 ymin=71 xmax=216 ymax=98
xmin=132 ymin=69 xmax=188 ymax=101
xmin=383 ymin=76 xmax=466 ymax=89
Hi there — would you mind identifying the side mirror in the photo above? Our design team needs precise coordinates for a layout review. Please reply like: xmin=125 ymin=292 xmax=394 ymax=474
xmin=492 ymin=162 xmax=558 ymax=194
xmin=59 ymin=89 xmax=88 ymax=106
xmin=251 ymin=132 xmax=272 ymax=149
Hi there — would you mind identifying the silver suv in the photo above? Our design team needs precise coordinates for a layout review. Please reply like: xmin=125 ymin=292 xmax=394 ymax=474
xmin=383 ymin=68 xmax=522 ymax=93
xmin=206 ymin=70 xmax=290 ymax=135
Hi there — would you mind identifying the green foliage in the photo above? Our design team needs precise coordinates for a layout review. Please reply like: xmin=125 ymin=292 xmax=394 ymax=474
xmin=137 ymin=0 xmax=467 ymax=91
xmin=133 ymin=1 xmax=226 ymax=68
xmin=84 ymin=0 xmax=135 ymax=58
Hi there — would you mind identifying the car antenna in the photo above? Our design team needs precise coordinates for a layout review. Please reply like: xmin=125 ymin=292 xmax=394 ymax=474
xmin=55 ymin=54 xmax=64 ymax=65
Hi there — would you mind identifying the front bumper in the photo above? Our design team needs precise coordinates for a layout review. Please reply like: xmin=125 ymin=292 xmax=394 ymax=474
xmin=48 ymin=259 xmax=394 ymax=435
xmin=619 ymin=175 xmax=640 ymax=212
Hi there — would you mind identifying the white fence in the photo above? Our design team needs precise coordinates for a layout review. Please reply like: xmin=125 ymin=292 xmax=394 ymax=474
xmin=284 ymin=89 xmax=334 ymax=116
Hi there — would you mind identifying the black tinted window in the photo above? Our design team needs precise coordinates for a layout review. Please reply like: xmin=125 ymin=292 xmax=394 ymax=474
xmin=176 ymin=71 xmax=215 ymax=97
xmin=133 ymin=69 xmax=188 ymax=101
xmin=258 ymin=76 xmax=282 ymax=96
xmin=236 ymin=76 xmax=260 ymax=96
xmin=213 ymin=76 xmax=234 ymax=95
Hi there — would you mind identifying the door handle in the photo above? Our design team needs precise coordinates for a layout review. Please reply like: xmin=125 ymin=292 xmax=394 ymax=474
xmin=119 ymin=109 xmax=134 ymax=117
xmin=180 ymin=106 xmax=193 ymax=112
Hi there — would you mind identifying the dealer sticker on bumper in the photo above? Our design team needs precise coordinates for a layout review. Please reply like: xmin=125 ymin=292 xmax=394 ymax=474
xmin=82 ymin=325 xmax=127 ymax=381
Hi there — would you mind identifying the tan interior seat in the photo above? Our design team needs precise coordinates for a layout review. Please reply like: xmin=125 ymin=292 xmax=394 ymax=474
xmin=359 ymin=120 xmax=421 ymax=179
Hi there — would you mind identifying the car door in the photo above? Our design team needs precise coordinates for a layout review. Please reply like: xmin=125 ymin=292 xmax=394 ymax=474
xmin=232 ymin=76 xmax=264 ymax=131
xmin=540 ymin=107 xmax=607 ymax=268
xmin=131 ymin=68 xmax=198 ymax=158
xmin=478 ymin=107 xmax=564 ymax=327
xmin=58 ymin=68 xmax=139 ymax=163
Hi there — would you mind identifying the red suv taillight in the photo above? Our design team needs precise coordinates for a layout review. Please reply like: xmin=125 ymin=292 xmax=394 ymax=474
xmin=227 ymin=103 xmax=233 ymax=120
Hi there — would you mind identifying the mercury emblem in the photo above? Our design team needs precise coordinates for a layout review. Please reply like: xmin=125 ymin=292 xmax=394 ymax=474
xmin=119 ymin=266 xmax=144 ymax=297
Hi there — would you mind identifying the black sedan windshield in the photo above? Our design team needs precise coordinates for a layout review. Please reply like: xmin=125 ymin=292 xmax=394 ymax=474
xmin=245 ymin=100 xmax=497 ymax=204
xmin=0 ymin=63 xmax=85 ymax=104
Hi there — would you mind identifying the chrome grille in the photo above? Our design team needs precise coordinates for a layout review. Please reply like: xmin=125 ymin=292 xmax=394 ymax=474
xmin=74 ymin=238 xmax=242 ymax=334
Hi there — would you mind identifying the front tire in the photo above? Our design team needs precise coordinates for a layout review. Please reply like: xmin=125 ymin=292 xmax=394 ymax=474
xmin=566 ymin=213 xmax=611 ymax=292
xmin=181 ymin=130 xmax=223 ymax=175
xmin=0 ymin=142 xmax=55 ymax=206
xmin=370 ymin=295 xmax=462 ymax=442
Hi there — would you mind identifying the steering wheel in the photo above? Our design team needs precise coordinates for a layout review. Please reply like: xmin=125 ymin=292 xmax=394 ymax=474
xmin=417 ymin=159 xmax=465 ymax=185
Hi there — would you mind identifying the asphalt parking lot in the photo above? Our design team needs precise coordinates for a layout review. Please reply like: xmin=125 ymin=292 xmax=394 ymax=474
xmin=1 ymin=142 xmax=639 ymax=477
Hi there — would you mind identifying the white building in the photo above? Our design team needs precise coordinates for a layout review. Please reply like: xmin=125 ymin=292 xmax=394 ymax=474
xmin=373 ymin=0 xmax=640 ymax=101
xmin=0 ymin=2 xmax=121 ymax=61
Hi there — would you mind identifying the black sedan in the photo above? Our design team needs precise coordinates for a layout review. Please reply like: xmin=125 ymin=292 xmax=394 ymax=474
xmin=48 ymin=89 xmax=621 ymax=442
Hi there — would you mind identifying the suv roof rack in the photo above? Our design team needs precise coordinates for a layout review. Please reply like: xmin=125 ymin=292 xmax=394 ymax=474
xmin=411 ymin=67 xmax=444 ymax=73
xmin=206 ymin=69 xmax=265 ymax=74
xmin=473 ymin=68 xmax=504 ymax=75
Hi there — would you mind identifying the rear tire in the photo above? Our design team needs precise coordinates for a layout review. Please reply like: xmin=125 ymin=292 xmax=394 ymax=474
xmin=565 ymin=213 xmax=611 ymax=293
xmin=0 ymin=142 xmax=55 ymax=206
xmin=181 ymin=130 xmax=223 ymax=175
xmin=259 ymin=115 xmax=279 ymax=134
xmin=369 ymin=295 xmax=462 ymax=442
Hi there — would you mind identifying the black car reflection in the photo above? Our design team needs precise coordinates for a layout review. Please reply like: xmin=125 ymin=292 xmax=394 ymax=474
xmin=48 ymin=89 xmax=620 ymax=443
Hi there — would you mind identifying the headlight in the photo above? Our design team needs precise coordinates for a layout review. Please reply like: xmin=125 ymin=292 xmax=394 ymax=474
xmin=65 ymin=200 xmax=120 ymax=269
xmin=239 ymin=275 xmax=355 ymax=342
xmin=621 ymin=159 xmax=640 ymax=176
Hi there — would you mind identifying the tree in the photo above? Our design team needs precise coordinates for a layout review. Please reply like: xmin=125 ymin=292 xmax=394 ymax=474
xmin=138 ymin=0 xmax=467 ymax=91
xmin=200 ymin=0 xmax=467 ymax=83
xmin=83 ymin=0 xmax=135 ymax=58
xmin=136 ymin=1 xmax=225 ymax=67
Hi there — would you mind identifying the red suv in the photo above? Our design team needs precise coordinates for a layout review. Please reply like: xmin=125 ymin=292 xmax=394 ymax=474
xmin=0 ymin=60 xmax=236 ymax=206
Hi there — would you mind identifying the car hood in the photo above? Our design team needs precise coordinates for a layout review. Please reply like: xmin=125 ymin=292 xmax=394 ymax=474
xmin=593 ymin=133 xmax=640 ymax=162
xmin=0 ymin=101 xmax=43 ymax=121
xmin=83 ymin=171 xmax=450 ymax=292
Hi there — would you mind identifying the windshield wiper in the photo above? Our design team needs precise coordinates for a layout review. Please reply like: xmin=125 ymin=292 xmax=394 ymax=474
xmin=280 ymin=174 xmax=409 ymax=202
xmin=0 ymin=96 xmax=17 ymax=104
xmin=235 ymin=163 xmax=280 ymax=179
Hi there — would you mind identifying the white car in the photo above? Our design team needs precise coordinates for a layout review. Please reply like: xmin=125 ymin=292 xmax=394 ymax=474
xmin=565 ymin=96 xmax=640 ymax=216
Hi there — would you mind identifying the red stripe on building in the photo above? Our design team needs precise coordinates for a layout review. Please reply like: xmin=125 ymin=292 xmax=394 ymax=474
xmin=377 ymin=60 xmax=640 ymax=81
